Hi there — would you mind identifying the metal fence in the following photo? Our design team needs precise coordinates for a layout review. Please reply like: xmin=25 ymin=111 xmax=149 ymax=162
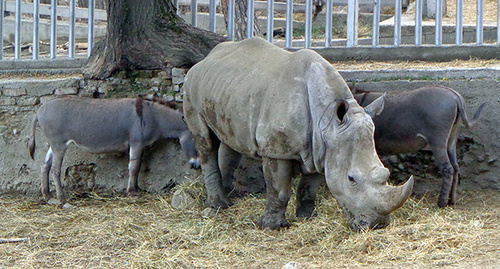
xmin=1 ymin=0 xmax=499 ymax=61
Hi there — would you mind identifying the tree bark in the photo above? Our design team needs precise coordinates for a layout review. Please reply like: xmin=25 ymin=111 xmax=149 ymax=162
xmin=221 ymin=0 xmax=261 ymax=41
xmin=83 ymin=0 xmax=227 ymax=79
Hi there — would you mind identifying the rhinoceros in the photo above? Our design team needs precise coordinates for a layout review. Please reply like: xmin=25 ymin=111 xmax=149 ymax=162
xmin=29 ymin=97 xmax=200 ymax=208
xmin=182 ymin=37 xmax=413 ymax=231
xmin=353 ymin=85 xmax=485 ymax=208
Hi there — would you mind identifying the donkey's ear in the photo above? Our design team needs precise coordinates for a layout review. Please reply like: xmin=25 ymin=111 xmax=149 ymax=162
xmin=364 ymin=93 xmax=385 ymax=118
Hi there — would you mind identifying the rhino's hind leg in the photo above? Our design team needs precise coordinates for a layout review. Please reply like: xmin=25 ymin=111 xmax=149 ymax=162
xmin=257 ymin=158 xmax=293 ymax=230
xmin=204 ymin=152 xmax=233 ymax=209
xmin=218 ymin=143 xmax=242 ymax=197
xmin=296 ymin=174 xmax=324 ymax=218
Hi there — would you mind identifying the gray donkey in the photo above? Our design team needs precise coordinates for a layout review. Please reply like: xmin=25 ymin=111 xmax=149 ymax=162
xmin=354 ymin=85 xmax=485 ymax=208
xmin=29 ymin=97 xmax=200 ymax=208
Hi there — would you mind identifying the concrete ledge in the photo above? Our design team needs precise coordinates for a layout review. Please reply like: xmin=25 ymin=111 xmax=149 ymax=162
xmin=339 ymin=67 xmax=500 ymax=81
xmin=307 ymin=45 xmax=500 ymax=62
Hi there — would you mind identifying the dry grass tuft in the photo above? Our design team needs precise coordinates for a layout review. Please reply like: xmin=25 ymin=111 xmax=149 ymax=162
xmin=1 ymin=176 xmax=499 ymax=268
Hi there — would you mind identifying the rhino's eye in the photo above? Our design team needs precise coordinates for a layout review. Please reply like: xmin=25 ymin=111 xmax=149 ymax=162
xmin=348 ymin=176 xmax=356 ymax=184
xmin=336 ymin=101 xmax=348 ymax=124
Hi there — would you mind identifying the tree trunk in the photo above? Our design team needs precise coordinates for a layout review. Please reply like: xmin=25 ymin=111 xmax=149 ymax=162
xmin=221 ymin=0 xmax=261 ymax=41
xmin=83 ymin=0 xmax=227 ymax=79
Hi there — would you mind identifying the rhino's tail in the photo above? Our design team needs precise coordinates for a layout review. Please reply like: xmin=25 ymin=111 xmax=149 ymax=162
xmin=28 ymin=116 xmax=38 ymax=160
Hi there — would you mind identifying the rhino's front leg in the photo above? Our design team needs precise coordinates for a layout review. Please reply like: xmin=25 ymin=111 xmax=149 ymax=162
xmin=203 ymin=153 xmax=232 ymax=209
xmin=218 ymin=143 xmax=242 ymax=197
xmin=296 ymin=173 xmax=324 ymax=218
xmin=257 ymin=158 xmax=292 ymax=230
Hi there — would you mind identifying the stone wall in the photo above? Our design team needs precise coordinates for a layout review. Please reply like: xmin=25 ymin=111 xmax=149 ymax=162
xmin=0 ymin=68 xmax=202 ymax=197
xmin=0 ymin=71 xmax=498 ymax=201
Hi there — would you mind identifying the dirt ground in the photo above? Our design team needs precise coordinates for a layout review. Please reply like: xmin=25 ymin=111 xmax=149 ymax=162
xmin=0 ymin=176 xmax=499 ymax=268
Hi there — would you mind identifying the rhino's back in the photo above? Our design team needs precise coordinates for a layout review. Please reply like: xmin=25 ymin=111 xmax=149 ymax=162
xmin=184 ymin=38 xmax=331 ymax=158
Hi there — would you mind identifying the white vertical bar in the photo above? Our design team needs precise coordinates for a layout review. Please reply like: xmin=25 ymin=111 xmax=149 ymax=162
xmin=456 ymin=0 xmax=463 ymax=45
xmin=324 ymin=0 xmax=332 ymax=47
xmin=69 ymin=0 xmax=75 ymax=58
xmin=228 ymin=0 xmax=235 ymax=40
xmin=191 ymin=0 xmax=197 ymax=27
xmin=247 ymin=0 xmax=254 ymax=38
xmin=497 ymin=0 xmax=500 ymax=45
xmin=435 ymin=0 xmax=442 ymax=45
xmin=304 ymin=0 xmax=312 ymax=48
xmin=267 ymin=0 xmax=274 ymax=43
xmin=415 ymin=0 xmax=422 ymax=45
xmin=0 ymin=0 xmax=4 ymax=59
xmin=33 ymin=0 xmax=40 ymax=60
xmin=394 ymin=0 xmax=401 ymax=46
xmin=15 ymin=0 xmax=21 ymax=59
xmin=174 ymin=0 xmax=179 ymax=15
xmin=476 ymin=0 xmax=483 ymax=44
xmin=209 ymin=0 xmax=216 ymax=32
xmin=285 ymin=0 xmax=293 ymax=48
xmin=50 ymin=0 xmax=57 ymax=59
xmin=88 ymin=0 xmax=95 ymax=57
xmin=372 ymin=0 xmax=380 ymax=47
xmin=347 ymin=0 xmax=358 ymax=47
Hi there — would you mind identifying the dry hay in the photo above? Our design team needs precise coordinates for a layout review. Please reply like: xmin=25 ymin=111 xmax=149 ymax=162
xmin=0 ymin=175 xmax=499 ymax=268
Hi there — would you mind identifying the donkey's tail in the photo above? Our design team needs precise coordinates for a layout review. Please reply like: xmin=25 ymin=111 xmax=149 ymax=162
xmin=459 ymin=101 xmax=486 ymax=130
xmin=28 ymin=116 xmax=38 ymax=160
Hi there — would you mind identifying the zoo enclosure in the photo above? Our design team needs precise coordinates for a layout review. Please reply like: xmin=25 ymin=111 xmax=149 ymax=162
xmin=1 ymin=0 xmax=499 ymax=62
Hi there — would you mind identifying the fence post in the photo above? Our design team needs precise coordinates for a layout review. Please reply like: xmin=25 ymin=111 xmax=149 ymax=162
xmin=346 ymin=0 xmax=358 ymax=47
xmin=394 ymin=0 xmax=402 ymax=46
xmin=304 ymin=0 xmax=312 ymax=48
xmin=247 ymin=0 xmax=254 ymax=38
xmin=69 ymin=0 xmax=75 ymax=58
xmin=50 ymin=0 xmax=57 ymax=59
xmin=415 ymin=0 xmax=422 ymax=45
xmin=88 ymin=0 xmax=95 ymax=57
xmin=372 ymin=0 xmax=380 ymax=47
xmin=267 ymin=0 xmax=274 ymax=43
xmin=228 ymin=0 xmax=235 ymax=40
xmin=324 ymin=0 xmax=332 ymax=47
xmin=191 ymin=0 xmax=197 ymax=27
xmin=435 ymin=0 xmax=443 ymax=45
xmin=476 ymin=0 xmax=483 ymax=44
xmin=456 ymin=0 xmax=463 ymax=45
xmin=15 ymin=0 xmax=21 ymax=59
xmin=0 ymin=0 xmax=3 ymax=60
xmin=285 ymin=0 xmax=293 ymax=48
xmin=33 ymin=0 xmax=39 ymax=60
xmin=209 ymin=0 xmax=216 ymax=32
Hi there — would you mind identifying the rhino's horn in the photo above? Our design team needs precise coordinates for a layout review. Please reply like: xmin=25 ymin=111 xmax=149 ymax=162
xmin=379 ymin=175 xmax=414 ymax=214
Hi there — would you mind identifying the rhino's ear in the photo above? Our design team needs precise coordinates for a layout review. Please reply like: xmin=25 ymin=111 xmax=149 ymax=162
xmin=364 ymin=93 xmax=385 ymax=118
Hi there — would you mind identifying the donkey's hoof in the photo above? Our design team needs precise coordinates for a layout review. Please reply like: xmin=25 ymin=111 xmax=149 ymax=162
xmin=47 ymin=198 xmax=62 ymax=206
xmin=62 ymin=203 xmax=76 ymax=210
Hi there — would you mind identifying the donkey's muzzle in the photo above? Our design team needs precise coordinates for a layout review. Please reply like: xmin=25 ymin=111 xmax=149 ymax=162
xmin=190 ymin=158 xmax=201 ymax=170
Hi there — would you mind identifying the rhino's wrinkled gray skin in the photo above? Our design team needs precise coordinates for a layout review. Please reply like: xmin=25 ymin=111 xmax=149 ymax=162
xmin=354 ymin=86 xmax=485 ymax=208
xmin=183 ymin=37 xmax=413 ymax=231
xmin=29 ymin=97 xmax=200 ymax=208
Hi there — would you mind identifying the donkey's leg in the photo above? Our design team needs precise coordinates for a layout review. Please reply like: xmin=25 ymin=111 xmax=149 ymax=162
xmin=127 ymin=143 xmax=144 ymax=196
xmin=296 ymin=173 xmax=324 ymax=218
xmin=218 ymin=143 xmax=242 ymax=197
xmin=432 ymin=145 xmax=454 ymax=208
xmin=41 ymin=147 xmax=53 ymax=201
xmin=257 ymin=157 xmax=293 ymax=229
xmin=447 ymin=126 xmax=461 ymax=206
xmin=50 ymin=148 xmax=67 ymax=206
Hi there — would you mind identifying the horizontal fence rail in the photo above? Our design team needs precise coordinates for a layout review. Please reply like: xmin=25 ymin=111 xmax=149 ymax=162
xmin=1 ymin=0 xmax=499 ymax=62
